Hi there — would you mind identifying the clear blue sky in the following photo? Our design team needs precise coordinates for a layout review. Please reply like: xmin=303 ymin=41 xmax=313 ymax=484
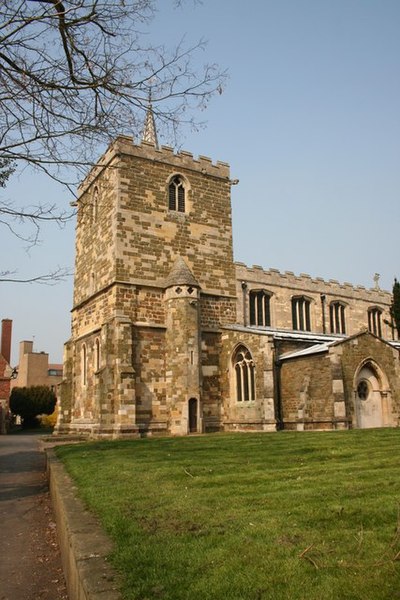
xmin=2 ymin=0 xmax=400 ymax=365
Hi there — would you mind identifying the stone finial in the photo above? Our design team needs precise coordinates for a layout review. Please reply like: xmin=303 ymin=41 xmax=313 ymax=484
xmin=373 ymin=273 xmax=380 ymax=290
xmin=141 ymin=92 xmax=158 ymax=148
xmin=164 ymin=257 xmax=200 ymax=289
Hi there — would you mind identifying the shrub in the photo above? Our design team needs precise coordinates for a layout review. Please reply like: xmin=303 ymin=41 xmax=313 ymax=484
xmin=10 ymin=386 xmax=57 ymax=428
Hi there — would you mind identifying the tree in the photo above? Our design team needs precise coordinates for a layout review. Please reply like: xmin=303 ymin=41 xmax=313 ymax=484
xmin=0 ymin=1 xmax=225 ymax=183
xmin=0 ymin=1 xmax=226 ymax=282
xmin=9 ymin=385 xmax=57 ymax=428
xmin=391 ymin=278 xmax=400 ymax=338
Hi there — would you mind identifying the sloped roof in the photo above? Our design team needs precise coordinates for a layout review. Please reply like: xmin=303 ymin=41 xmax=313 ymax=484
xmin=279 ymin=342 xmax=333 ymax=361
xmin=164 ymin=257 xmax=200 ymax=289
xmin=278 ymin=330 xmax=400 ymax=362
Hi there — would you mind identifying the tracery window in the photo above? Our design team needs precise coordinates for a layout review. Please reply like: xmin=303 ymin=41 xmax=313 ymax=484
xmin=291 ymin=296 xmax=311 ymax=331
xmin=330 ymin=301 xmax=346 ymax=334
xmin=249 ymin=290 xmax=271 ymax=326
xmin=368 ymin=307 xmax=382 ymax=337
xmin=233 ymin=345 xmax=255 ymax=402
xmin=168 ymin=175 xmax=186 ymax=212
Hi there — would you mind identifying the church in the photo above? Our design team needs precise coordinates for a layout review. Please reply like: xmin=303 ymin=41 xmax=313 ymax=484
xmin=56 ymin=113 xmax=400 ymax=437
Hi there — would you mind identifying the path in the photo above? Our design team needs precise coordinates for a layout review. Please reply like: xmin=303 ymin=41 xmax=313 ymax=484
xmin=0 ymin=432 xmax=68 ymax=600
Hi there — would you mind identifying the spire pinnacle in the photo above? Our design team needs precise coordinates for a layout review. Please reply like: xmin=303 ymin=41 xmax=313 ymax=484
xmin=141 ymin=91 xmax=158 ymax=147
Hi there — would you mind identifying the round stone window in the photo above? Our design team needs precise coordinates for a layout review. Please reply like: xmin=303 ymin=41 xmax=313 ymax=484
xmin=357 ymin=379 xmax=370 ymax=400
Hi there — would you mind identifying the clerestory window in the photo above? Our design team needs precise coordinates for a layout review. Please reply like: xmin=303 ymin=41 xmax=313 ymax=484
xmin=168 ymin=175 xmax=186 ymax=212
xmin=330 ymin=301 xmax=346 ymax=334
xmin=368 ymin=307 xmax=382 ymax=337
xmin=233 ymin=345 xmax=256 ymax=402
xmin=292 ymin=296 xmax=311 ymax=331
xmin=249 ymin=290 xmax=271 ymax=326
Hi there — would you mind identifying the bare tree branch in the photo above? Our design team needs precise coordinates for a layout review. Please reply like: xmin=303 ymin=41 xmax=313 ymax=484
xmin=0 ymin=0 xmax=227 ymax=185
xmin=0 ymin=266 xmax=72 ymax=284
xmin=0 ymin=1 xmax=226 ymax=283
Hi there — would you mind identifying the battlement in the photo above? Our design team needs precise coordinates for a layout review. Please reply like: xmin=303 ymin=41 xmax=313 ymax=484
xmin=235 ymin=262 xmax=392 ymax=304
xmin=78 ymin=136 xmax=231 ymax=197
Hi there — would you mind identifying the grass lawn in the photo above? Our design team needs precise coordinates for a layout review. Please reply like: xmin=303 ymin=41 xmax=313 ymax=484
xmin=56 ymin=429 xmax=400 ymax=600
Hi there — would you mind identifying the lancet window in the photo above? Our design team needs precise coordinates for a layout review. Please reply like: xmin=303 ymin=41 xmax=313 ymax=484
xmin=291 ymin=296 xmax=311 ymax=331
xmin=249 ymin=290 xmax=271 ymax=326
xmin=168 ymin=175 xmax=186 ymax=212
xmin=330 ymin=301 xmax=346 ymax=334
xmin=95 ymin=337 xmax=101 ymax=371
xmin=82 ymin=344 xmax=87 ymax=386
xmin=368 ymin=307 xmax=382 ymax=337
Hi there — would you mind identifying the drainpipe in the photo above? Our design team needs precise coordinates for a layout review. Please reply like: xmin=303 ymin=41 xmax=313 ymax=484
xmin=320 ymin=294 xmax=326 ymax=334
xmin=241 ymin=281 xmax=248 ymax=327
xmin=273 ymin=338 xmax=284 ymax=430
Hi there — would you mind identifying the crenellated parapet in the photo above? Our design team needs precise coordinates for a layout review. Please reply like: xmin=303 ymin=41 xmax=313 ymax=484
xmin=235 ymin=262 xmax=392 ymax=305
xmin=235 ymin=262 xmax=394 ymax=339
xmin=78 ymin=137 xmax=230 ymax=198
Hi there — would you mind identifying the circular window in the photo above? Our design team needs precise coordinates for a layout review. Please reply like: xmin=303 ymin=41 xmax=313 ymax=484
xmin=357 ymin=380 xmax=370 ymax=400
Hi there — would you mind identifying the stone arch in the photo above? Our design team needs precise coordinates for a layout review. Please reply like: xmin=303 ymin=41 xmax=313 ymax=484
xmin=291 ymin=294 xmax=313 ymax=332
xmin=231 ymin=343 xmax=256 ymax=403
xmin=188 ymin=397 xmax=198 ymax=433
xmin=353 ymin=358 xmax=393 ymax=428
xmin=166 ymin=172 xmax=191 ymax=213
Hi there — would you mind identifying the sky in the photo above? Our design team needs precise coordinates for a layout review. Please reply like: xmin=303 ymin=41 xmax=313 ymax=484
xmin=1 ymin=0 xmax=400 ymax=366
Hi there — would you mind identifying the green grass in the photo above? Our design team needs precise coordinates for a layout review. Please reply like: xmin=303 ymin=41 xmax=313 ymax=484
xmin=56 ymin=430 xmax=400 ymax=600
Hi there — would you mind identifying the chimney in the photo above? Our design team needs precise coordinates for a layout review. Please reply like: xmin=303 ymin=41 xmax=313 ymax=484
xmin=1 ymin=319 xmax=12 ymax=365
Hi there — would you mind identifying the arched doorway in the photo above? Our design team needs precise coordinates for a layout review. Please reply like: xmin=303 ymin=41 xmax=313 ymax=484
xmin=354 ymin=362 xmax=391 ymax=428
xmin=188 ymin=398 xmax=198 ymax=433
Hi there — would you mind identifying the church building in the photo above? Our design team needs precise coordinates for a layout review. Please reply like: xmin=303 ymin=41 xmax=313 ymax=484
xmin=56 ymin=115 xmax=400 ymax=437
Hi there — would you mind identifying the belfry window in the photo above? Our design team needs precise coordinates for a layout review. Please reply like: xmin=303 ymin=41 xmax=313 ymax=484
xmin=168 ymin=175 xmax=186 ymax=212
xmin=330 ymin=302 xmax=346 ymax=334
xmin=368 ymin=307 xmax=382 ymax=337
xmin=233 ymin=345 xmax=255 ymax=402
xmin=292 ymin=296 xmax=311 ymax=331
xmin=249 ymin=290 xmax=271 ymax=326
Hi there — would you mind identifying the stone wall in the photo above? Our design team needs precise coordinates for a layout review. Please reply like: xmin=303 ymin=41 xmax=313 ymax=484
xmin=280 ymin=353 xmax=334 ymax=430
xmin=219 ymin=329 xmax=276 ymax=431
xmin=336 ymin=334 xmax=400 ymax=427
xmin=236 ymin=263 xmax=394 ymax=338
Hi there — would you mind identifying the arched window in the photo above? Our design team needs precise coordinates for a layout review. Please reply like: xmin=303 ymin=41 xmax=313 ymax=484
xmin=291 ymin=296 xmax=311 ymax=331
xmin=233 ymin=345 xmax=255 ymax=402
xmin=95 ymin=337 xmax=100 ymax=371
xmin=330 ymin=301 xmax=346 ymax=334
xmin=168 ymin=175 xmax=186 ymax=212
xmin=368 ymin=307 xmax=382 ymax=337
xmin=249 ymin=290 xmax=271 ymax=326
xmin=82 ymin=344 xmax=87 ymax=386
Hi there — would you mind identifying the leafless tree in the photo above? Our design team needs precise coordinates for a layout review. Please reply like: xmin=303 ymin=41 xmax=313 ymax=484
xmin=0 ymin=0 xmax=226 ymax=282
xmin=1 ymin=0 xmax=225 ymax=182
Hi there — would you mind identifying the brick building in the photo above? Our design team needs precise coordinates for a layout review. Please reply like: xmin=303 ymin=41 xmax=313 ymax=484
xmin=11 ymin=341 xmax=63 ymax=393
xmin=0 ymin=319 xmax=13 ymax=433
xmin=56 ymin=117 xmax=400 ymax=437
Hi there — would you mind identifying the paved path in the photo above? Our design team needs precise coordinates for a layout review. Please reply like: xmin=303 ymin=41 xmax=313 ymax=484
xmin=0 ymin=433 xmax=68 ymax=600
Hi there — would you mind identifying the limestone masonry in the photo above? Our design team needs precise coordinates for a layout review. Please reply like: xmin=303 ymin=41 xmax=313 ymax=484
xmin=56 ymin=133 xmax=400 ymax=437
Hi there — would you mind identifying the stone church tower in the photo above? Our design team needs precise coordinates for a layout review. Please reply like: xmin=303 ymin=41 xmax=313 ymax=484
xmin=57 ymin=111 xmax=237 ymax=436
xmin=57 ymin=110 xmax=400 ymax=438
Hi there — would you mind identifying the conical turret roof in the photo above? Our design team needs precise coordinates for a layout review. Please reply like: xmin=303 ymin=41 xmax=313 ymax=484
xmin=164 ymin=257 xmax=200 ymax=289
